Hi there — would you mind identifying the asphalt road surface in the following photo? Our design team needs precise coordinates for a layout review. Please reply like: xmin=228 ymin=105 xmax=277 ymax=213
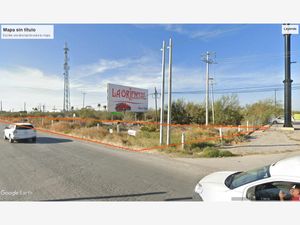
xmin=0 ymin=123 xmax=204 ymax=201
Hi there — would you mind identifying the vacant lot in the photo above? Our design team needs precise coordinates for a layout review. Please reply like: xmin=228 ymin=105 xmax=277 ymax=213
xmin=3 ymin=116 xmax=254 ymax=157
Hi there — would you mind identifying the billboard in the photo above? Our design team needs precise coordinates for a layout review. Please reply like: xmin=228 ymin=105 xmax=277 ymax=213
xmin=107 ymin=83 xmax=148 ymax=112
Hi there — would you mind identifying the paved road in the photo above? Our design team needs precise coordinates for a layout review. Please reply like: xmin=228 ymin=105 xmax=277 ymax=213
xmin=1 ymin=123 xmax=299 ymax=201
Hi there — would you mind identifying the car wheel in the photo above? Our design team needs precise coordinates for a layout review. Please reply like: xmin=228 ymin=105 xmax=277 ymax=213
xmin=273 ymin=121 xmax=277 ymax=124
xmin=32 ymin=137 xmax=36 ymax=143
xmin=4 ymin=134 xmax=8 ymax=140
xmin=9 ymin=136 xmax=14 ymax=143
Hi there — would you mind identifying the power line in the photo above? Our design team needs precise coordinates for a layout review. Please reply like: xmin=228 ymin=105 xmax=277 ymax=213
xmin=217 ymin=51 xmax=299 ymax=64
xmin=150 ymin=84 xmax=300 ymax=95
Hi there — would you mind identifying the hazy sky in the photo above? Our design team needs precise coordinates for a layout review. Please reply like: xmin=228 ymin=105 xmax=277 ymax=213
xmin=0 ymin=24 xmax=299 ymax=111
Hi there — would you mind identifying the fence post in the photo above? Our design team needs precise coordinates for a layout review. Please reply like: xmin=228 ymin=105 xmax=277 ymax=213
xmin=219 ymin=127 xmax=223 ymax=143
xmin=97 ymin=123 xmax=99 ymax=130
xmin=181 ymin=132 xmax=185 ymax=150
xmin=238 ymin=125 xmax=241 ymax=132
xmin=246 ymin=120 xmax=249 ymax=132
xmin=117 ymin=124 xmax=120 ymax=133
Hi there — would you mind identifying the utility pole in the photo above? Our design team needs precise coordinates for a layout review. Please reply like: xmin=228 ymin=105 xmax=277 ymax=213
xmin=159 ymin=41 xmax=166 ymax=145
xmin=209 ymin=77 xmax=215 ymax=124
xmin=202 ymin=52 xmax=216 ymax=126
xmin=166 ymin=38 xmax=173 ymax=146
xmin=154 ymin=87 xmax=159 ymax=123
xmin=274 ymin=89 xmax=277 ymax=108
xmin=0 ymin=100 xmax=2 ymax=112
xmin=82 ymin=92 xmax=86 ymax=109
xmin=283 ymin=24 xmax=294 ymax=127
xmin=24 ymin=102 xmax=26 ymax=112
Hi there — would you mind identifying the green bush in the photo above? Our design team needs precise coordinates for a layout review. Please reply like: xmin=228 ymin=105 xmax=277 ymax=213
xmin=85 ymin=120 xmax=99 ymax=128
xmin=140 ymin=124 xmax=157 ymax=132
xmin=219 ymin=150 xmax=235 ymax=157
xmin=201 ymin=148 xmax=235 ymax=158
xmin=201 ymin=148 xmax=220 ymax=157
xmin=190 ymin=142 xmax=215 ymax=149
xmin=214 ymin=95 xmax=243 ymax=125
xmin=242 ymin=99 xmax=283 ymax=125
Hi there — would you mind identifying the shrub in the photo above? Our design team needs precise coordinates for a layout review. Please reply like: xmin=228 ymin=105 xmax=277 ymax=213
xmin=201 ymin=147 xmax=220 ymax=157
xmin=51 ymin=121 xmax=73 ymax=132
xmin=201 ymin=147 xmax=235 ymax=158
xmin=190 ymin=142 xmax=215 ymax=149
xmin=140 ymin=124 xmax=157 ymax=132
xmin=85 ymin=120 xmax=99 ymax=128
xmin=243 ymin=99 xmax=283 ymax=125
xmin=219 ymin=150 xmax=235 ymax=157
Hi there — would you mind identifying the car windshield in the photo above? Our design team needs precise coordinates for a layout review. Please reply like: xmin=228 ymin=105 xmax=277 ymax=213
xmin=225 ymin=165 xmax=270 ymax=189
xmin=16 ymin=125 xmax=34 ymax=130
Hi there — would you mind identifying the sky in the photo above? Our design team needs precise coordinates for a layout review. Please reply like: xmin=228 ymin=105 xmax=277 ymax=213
xmin=0 ymin=24 xmax=300 ymax=112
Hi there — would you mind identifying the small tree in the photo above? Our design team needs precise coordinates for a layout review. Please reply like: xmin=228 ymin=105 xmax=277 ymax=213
xmin=186 ymin=102 xmax=205 ymax=124
xmin=214 ymin=95 xmax=243 ymax=125
xmin=171 ymin=99 xmax=190 ymax=124
xmin=243 ymin=99 xmax=283 ymax=125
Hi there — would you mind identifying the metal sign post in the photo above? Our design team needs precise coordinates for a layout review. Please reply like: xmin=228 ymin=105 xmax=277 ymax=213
xmin=282 ymin=24 xmax=298 ymax=127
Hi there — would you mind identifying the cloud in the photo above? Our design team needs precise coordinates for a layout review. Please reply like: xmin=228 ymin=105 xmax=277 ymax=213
xmin=163 ymin=24 xmax=241 ymax=40
xmin=0 ymin=66 xmax=65 ymax=111
xmin=0 ymin=66 xmax=63 ymax=91
xmin=70 ymin=55 xmax=162 ymax=93
xmin=70 ymin=55 xmax=159 ymax=82
xmin=71 ymin=59 xmax=129 ymax=81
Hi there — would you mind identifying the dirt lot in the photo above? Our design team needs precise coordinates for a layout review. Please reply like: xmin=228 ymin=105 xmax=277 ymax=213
xmin=220 ymin=123 xmax=300 ymax=155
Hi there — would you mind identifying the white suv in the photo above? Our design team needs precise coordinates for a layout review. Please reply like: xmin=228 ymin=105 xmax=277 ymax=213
xmin=270 ymin=116 xmax=295 ymax=124
xmin=4 ymin=123 xmax=37 ymax=143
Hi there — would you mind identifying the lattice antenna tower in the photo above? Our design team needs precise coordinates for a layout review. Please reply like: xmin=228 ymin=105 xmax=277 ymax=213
xmin=63 ymin=42 xmax=70 ymax=112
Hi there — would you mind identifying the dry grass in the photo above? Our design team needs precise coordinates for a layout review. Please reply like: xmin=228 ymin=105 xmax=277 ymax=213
xmin=22 ymin=120 xmax=244 ymax=157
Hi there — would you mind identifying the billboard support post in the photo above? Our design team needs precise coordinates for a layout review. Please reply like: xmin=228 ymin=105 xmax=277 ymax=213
xmin=167 ymin=38 xmax=173 ymax=146
xmin=159 ymin=41 xmax=166 ymax=145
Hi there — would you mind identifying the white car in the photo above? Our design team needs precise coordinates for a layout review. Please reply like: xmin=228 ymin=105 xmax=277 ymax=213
xmin=270 ymin=116 xmax=284 ymax=124
xmin=193 ymin=156 xmax=300 ymax=201
xmin=270 ymin=116 xmax=295 ymax=124
xmin=4 ymin=123 xmax=37 ymax=143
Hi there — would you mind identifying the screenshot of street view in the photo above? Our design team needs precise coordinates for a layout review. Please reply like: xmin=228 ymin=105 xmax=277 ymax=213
xmin=1 ymin=23 xmax=300 ymax=202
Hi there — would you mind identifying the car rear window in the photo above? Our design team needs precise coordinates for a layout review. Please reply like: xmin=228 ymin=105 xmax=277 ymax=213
xmin=16 ymin=125 xmax=34 ymax=130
